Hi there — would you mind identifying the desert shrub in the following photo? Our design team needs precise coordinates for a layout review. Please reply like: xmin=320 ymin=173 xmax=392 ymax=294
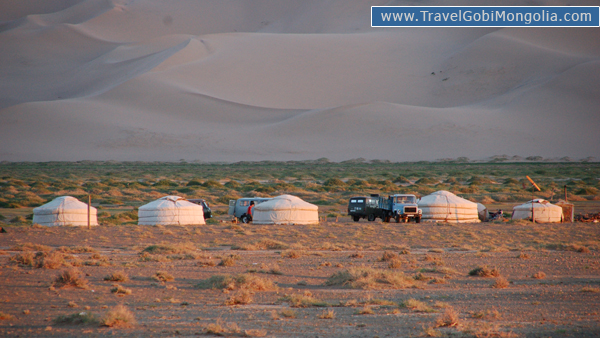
xmin=101 ymin=305 xmax=136 ymax=328
xmin=401 ymin=299 xmax=434 ymax=313
xmin=323 ymin=178 xmax=346 ymax=187
xmin=36 ymin=251 xmax=68 ymax=269
xmin=54 ymin=312 xmax=99 ymax=326
xmin=378 ymin=251 xmax=399 ymax=262
xmin=205 ymin=320 xmax=241 ymax=335
xmin=325 ymin=268 xmax=416 ymax=289
xmin=355 ymin=306 xmax=374 ymax=315
xmin=493 ymin=277 xmax=509 ymax=288
xmin=10 ymin=251 xmax=35 ymax=266
xmin=153 ymin=179 xmax=178 ymax=187
xmin=104 ymin=271 xmax=129 ymax=282
xmin=11 ymin=242 xmax=51 ymax=252
xmin=224 ymin=181 xmax=241 ymax=189
xmin=318 ymin=309 xmax=336 ymax=319
xmin=186 ymin=179 xmax=203 ymax=186
xmin=388 ymin=259 xmax=402 ymax=269
xmin=111 ymin=285 xmax=132 ymax=295
xmin=53 ymin=268 xmax=89 ymax=289
xmin=202 ymin=180 xmax=222 ymax=188
xmin=219 ymin=255 xmax=239 ymax=267
xmin=56 ymin=246 xmax=97 ymax=254
xmin=576 ymin=187 xmax=598 ymax=195
xmin=394 ymin=176 xmax=410 ymax=184
xmin=279 ymin=292 xmax=329 ymax=308
xmin=468 ymin=266 xmax=500 ymax=278
xmin=152 ymin=271 xmax=174 ymax=283
xmin=416 ymin=177 xmax=437 ymax=185
xmin=141 ymin=242 xmax=196 ymax=255
xmin=197 ymin=274 xmax=277 ymax=291
xmin=282 ymin=250 xmax=303 ymax=259
xmin=436 ymin=308 xmax=459 ymax=327
xmin=225 ymin=289 xmax=253 ymax=305
xmin=532 ymin=272 xmax=546 ymax=279
xmin=580 ymin=286 xmax=600 ymax=293
xmin=0 ymin=312 xmax=15 ymax=320
xmin=232 ymin=238 xmax=288 ymax=251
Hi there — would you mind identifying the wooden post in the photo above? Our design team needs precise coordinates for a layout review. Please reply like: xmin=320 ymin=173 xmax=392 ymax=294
xmin=88 ymin=194 xmax=91 ymax=230
xmin=564 ymin=185 xmax=567 ymax=202
xmin=531 ymin=186 xmax=535 ymax=223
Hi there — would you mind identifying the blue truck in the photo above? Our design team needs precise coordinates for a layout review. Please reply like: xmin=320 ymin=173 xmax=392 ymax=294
xmin=348 ymin=194 xmax=422 ymax=223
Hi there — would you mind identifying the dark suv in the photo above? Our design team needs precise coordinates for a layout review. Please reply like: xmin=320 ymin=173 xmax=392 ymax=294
xmin=187 ymin=199 xmax=212 ymax=220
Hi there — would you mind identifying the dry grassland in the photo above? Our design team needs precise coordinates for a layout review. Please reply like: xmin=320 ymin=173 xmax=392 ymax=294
xmin=0 ymin=219 xmax=598 ymax=337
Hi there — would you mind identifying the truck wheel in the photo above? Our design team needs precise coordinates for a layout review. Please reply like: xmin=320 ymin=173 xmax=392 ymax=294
xmin=240 ymin=214 xmax=250 ymax=224
xmin=353 ymin=215 xmax=360 ymax=222
xmin=368 ymin=214 xmax=376 ymax=222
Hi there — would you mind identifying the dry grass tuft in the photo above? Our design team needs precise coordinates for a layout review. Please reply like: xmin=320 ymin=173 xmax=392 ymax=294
xmin=318 ymin=308 xmax=336 ymax=319
xmin=11 ymin=242 xmax=51 ymax=252
xmin=436 ymin=307 xmax=459 ymax=327
xmin=141 ymin=242 xmax=197 ymax=255
xmin=279 ymin=292 xmax=329 ymax=308
xmin=580 ymin=286 xmax=600 ymax=293
xmin=379 ymin=251 xmax=399 ymax=262
xmin=56 ymin=246 xmax=97 ymax=254
xmin=349 ymin=252 xmax=364 ymax=259
xmin=218 ymin=255 xmax=238 ymax=267
xmin=244 ymin=329 xmax=268 ymax=337
xmin=232 ymin=238 xmax=288 ymax=251
xmin=152 ymin=271 xmax=174 ymax=283
xmin=36 ymin=251 xmax=68 ymax=269
xmin=0 ymin=312 xmax=15 ymax=320
xmin=469 ymin=266 xmax=500 ymax=278
xmin=325 ymin=268 xmax=416 ymax=289
xmin=473 ymin=308 xmax=501 ymax=320
xmin=354 ymin=306 xmax=374 ymax=315
xmin=111 ymin=285 xmax=132 ymax=295
xmin=387 ymin=258 xmax=402 ymax=269
xmin=197 ymin=274 xmax=277 ymax=291
xmin=10 ymin=251 xmax=35 ymax=266
xmin=205 ymin=320 xmax=241 ymax=335
xmin=53 ymin=268 xmax=89 ymax=289
xmin=493 ymin=276 xmax=510 ymax=288
xmin=225 ymin=289 xmax=253 ymax=305
xmin=104 ymin=271 xmax=129 ymax=282
xmin=282 ymin=250 xmax=303 ymax=259
xmin=101 ymin=305 xmax=136 ymax=328
xmin=532 ymin=272 xmax=546 ymax=279
xmin=517 ymin=252 xmax=530 ymax=259
xmin=401 ymin=299 xmax=434 ymax=313
xmin=280 ymin=308 xmax=297 ymax=318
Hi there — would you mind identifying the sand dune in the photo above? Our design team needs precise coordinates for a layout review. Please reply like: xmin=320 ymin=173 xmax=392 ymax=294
xmin=0 ymin=0 xmax=598 ymax=162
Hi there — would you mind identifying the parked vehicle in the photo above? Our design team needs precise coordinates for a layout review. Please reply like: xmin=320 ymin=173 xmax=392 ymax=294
xmin=187 ymin=199 xmax=212 ymax=220
xmin=348 ymin=194 xmax=421 ymax=223
xmin=228 ymin=197 xmax=272 ymax=223
xmin=348 ymin=195 xmax=381 ymax=222
xmin=379 ymin=194 xmax=421 ymax=223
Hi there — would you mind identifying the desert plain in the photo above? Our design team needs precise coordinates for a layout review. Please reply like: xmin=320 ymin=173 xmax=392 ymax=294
xmin=0 ymin=161 xmax=599 ymax=337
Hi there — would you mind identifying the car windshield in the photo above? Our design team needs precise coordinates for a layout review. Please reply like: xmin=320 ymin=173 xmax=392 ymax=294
xmin=395 ymin=196 xmax=415 ymax=203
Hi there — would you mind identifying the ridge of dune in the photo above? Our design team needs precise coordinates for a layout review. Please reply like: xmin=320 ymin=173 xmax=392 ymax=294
xmin=0 ymin=0 xmax=599 ymax=162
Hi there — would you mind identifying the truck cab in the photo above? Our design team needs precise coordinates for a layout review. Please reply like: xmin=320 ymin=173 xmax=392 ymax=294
xmin=228 ymin=197 xmax=272 ymax=223
xmin=379 ymin=194 xmax=422 ymax=223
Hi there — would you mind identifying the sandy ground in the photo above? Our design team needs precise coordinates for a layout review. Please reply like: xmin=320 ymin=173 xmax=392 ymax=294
xmin=0 ymin=217 xmax=599 ymax=337
xmin=1 ymin=0 xmax=600 ymax=161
